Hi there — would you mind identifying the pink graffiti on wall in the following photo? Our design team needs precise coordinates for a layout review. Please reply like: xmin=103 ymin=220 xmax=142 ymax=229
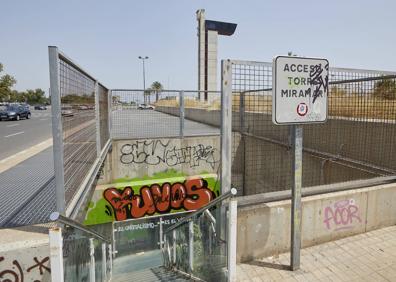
xmin=323 ymin=199 xmax=362 ymax=231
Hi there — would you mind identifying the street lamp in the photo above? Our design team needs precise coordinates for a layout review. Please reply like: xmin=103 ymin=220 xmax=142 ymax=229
xmin=138 ymin=56 xmax=149 ymax=89
xmin=138 ymin=56 xmax=149 ymax=103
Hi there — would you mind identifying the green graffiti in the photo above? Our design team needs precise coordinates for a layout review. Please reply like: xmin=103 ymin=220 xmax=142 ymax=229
xmin=84 ymin=169 xmax=220 ymax=225
xmin=84 ymin=198 xmax=114 ymax=225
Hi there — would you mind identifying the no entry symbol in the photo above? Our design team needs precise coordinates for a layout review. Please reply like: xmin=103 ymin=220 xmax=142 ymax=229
xmin=297 ymin=103 xmax=308 ymax=116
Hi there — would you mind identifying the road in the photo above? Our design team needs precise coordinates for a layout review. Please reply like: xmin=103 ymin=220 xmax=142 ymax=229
xmin=0 ymin=108 xmax=52 ymax=160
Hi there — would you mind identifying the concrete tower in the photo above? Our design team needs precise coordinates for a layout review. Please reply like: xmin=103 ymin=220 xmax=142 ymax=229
xmin=196 ymin=9 xmax=237 ymax=101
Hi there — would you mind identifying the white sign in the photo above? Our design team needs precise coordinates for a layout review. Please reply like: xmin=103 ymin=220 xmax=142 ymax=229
xmin=272 ymin=56 xmax=329 ymax=125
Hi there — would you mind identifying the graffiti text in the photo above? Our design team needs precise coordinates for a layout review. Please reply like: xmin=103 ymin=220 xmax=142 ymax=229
xmin=323 ymin=199 xmax=361 ymax=231
xmin=104 ymin=177 xmax=215 ymax=220
xmin=120 ymin=140 xmax=219 ymax=169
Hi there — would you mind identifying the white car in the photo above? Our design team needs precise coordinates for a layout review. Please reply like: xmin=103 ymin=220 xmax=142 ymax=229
xmin=138 ymin=103 xmax=155 ymax=110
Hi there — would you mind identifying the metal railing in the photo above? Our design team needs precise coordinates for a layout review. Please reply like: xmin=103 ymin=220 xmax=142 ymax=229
xmin=162 ymin=188 xmax=238 ymax=282
xmin=48 ymin=212 xmax=112 ymax=282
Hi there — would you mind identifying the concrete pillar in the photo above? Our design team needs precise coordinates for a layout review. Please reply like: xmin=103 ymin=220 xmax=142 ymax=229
xmin=197 ymin=9 xmax=206 ymax=100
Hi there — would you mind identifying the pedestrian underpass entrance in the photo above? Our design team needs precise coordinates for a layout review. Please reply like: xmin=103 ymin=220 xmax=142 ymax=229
xmin=44 ymin=47 xmax=396 ymax=282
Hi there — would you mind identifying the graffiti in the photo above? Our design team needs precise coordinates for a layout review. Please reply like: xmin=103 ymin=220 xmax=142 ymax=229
xmin=120 ymin=140 xmax=219 ymax=169
xmin=0 ymin=255 xmax=50 ymax=282
xmin=116 ymin=216 xmax=184 ymax=232
xmin=309 ymin=62 xmax=329 ymax=104
xmin=27 ymin=257 xmax=50 ymax=275
xmin=323 ymin=199 xmax=361 ymax=231
xmin=104 ymin=177 xmax=215 ymax=220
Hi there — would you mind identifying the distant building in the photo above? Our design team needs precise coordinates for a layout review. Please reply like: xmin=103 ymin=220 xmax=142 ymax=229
xmin=196 ymin=9 xmax=237 ymax=101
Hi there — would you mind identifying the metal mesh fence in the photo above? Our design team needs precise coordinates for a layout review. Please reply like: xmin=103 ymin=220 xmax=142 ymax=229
xmin=111 ymin=90 xmax=219 ymax=139
xmin=59 ymin=57 xmax=98 ymax=204
xmin=50 ymin=48 xmax=111 ymax=214
xmin=229 ymin=60 xmax=396 ymax=196
xmin=98 ymin=83 xmax=110 ymax=149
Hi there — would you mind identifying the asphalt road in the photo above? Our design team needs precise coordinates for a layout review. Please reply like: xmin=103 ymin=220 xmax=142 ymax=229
xmin=0 ymin=108 xmax=52 ymax=160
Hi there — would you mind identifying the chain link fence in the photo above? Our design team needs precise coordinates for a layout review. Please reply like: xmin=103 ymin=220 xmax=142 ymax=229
xmin=229 ymin=60 xmax=396 ymax=195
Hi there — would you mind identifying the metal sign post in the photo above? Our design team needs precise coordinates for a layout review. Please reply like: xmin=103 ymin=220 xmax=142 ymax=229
xmin=290 ymin=124 xmax=303 ymax=270
xmin=272 ymin=55 xmax=329 ymax=270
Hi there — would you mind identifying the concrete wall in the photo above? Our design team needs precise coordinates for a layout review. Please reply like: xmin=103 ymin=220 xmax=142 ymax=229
xmin=85 ymin=136 xmax=222 ymax=225
xmin=236 ymin=182 xmax=396 ymax=262
xmin=0 ymin=228 xmax=50 ymax=281
xmin=110 ymin=136 xmax=220 ymax=181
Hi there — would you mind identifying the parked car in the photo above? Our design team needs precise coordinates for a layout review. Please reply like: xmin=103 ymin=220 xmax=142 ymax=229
xmin=34 ymin=105 xmax=47 ymax=110
xmin=21 ymin=103 xmax=30 ymax=110
xmin=61 ymin=105 xmax=74 ymax=117
xmin=138 ymin=103 xmax=155 ymax=110
xmin=0 ymin=105 xmax=31 ymax=121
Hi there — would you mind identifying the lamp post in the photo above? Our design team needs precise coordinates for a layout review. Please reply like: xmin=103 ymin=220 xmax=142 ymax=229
xmin=138 ymin=56 xmax=149 ymax=103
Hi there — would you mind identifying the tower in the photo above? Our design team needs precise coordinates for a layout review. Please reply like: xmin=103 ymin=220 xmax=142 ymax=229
xmin=196 ymin=9 xmax=237 ymax=101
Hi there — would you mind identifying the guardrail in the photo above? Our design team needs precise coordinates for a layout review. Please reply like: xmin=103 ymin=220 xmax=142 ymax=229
xmin=48 ymin=212 xmax=112 ymax=282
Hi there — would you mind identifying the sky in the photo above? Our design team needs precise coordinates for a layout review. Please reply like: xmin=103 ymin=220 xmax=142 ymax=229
xmin=1 ymin=0 xmax=396 ymax=94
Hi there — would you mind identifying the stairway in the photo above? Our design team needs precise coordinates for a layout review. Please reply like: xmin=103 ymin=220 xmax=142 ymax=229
xmin=111 ymin=266 xmax=193 ymax=282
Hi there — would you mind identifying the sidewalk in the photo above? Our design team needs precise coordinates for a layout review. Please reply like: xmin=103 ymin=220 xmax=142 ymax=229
xmin=237 ymin=225 xmax=396 ymax=282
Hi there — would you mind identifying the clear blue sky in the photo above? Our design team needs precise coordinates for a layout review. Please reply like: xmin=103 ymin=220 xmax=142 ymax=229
xmin=1 ymin=0 xmax=396 ymax=93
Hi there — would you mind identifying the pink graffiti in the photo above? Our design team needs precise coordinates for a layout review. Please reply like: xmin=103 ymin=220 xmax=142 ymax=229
xmin=323 ymin=199 xmax=361 ymax=231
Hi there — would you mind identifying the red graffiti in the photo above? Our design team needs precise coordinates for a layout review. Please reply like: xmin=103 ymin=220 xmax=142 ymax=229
xmin=323 ymin=199 xmax=362 ymax=231
xmin=104 ymin=177 xmax=215 ymax=220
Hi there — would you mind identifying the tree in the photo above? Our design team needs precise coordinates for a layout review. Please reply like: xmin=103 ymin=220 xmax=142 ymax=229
xmin=151 ymin=81 xmax=163 ymax=102
xmin=373 ymin=79 xmax=396 ymax=100
xmin=0 ymin=63 xmax=17 ymax=102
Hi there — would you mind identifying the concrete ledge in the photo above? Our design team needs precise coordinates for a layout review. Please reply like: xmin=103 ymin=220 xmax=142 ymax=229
xmin=237 ymin=182 xmax=396 ymax=262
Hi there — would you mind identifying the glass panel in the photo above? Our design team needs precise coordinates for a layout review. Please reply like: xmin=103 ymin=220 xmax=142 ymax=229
xmin=164 ymin=202 xmax=228 ymax=281
xmin=94 ymin=240 xmax=103 ymax=282
xmin=112 ymin=211 xmax=191 ymax=275
xmin=63 ymin=226 xmax=92 ymax=282
xmin=62 ymin=225 xmax=109 ymax=282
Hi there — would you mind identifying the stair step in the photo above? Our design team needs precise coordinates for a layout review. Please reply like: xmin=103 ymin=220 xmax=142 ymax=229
xmin=111 ymin=266 xmax=194 ymax=282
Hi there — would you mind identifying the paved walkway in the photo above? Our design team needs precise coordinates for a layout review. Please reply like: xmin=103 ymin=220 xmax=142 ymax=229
xmin=237 ymin=225 xmax=396 ymax=282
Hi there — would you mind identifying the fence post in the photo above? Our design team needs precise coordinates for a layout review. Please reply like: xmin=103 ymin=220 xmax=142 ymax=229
xmin=227 ymin=197 xmax=237 ymax=282
xmin=239 ymin=91 xmax=246 ymax=195
xmin=290 ymin=125 xmax=303 ymax=270
xmin=221 ymin=59 xmax=232 ymax=195
xmin=95 ymin=81 xmax=101 ymax=157
xmin=239 ymin=92 xmax=245 ymax=133
xmin=108 ymin=90 xmax=112 ymax=140
xmin=102 ymin=242 xmax=106 ymax=281
xmin=49 ymin=227 xmax=64 ymax=282
xmin=89 ymin=238 xmax=95 ymax=282
xmin=179 ymin=91 xmax=185 ymax=138
xmin=188 ymin=220 xmax=194 ymax=271
xmin=48 ymin=46 xmax=65 ymax=214
xmin=221 ymin=59 xmax=233 ymax=241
